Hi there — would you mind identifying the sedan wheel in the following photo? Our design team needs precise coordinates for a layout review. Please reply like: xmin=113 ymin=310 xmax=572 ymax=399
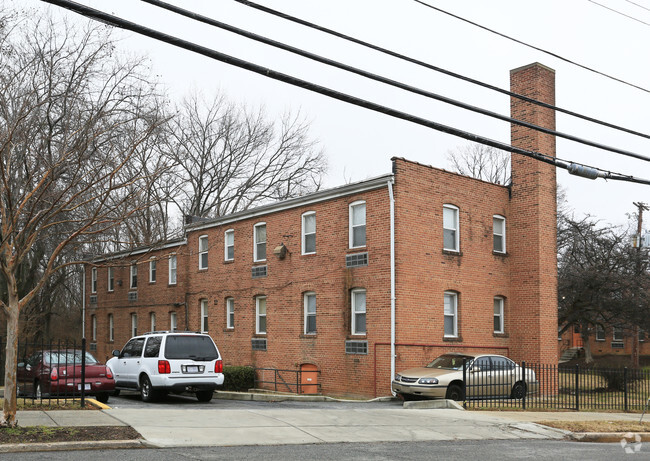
xmin=95 ymin=393 xmax=110 ymax=404
xmin=445 ymin=384 xmax=465 ymax=401
xmin=511 ymin=382 xmax=527 ymax=399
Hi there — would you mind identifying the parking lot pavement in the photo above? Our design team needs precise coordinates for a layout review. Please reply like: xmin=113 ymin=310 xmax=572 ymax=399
xmin=104 ymin=407 xmax=569 ymax=447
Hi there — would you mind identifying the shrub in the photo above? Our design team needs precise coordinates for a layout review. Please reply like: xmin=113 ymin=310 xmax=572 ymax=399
xmin=222 ymin=366 xmax=255 ymax=392
xmin=597 ymin=368 xmax=642 ymax=391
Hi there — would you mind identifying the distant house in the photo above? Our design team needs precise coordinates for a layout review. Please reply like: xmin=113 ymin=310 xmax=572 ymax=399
xmin=85 ymin=63 xmax=558 ymax=398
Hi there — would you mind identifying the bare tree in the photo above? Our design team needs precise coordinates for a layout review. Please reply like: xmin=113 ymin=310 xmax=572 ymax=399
xmin=446 ymin=143 xmax=510 ymax=185
xmin=0 ymin=13 xmax=166 ymax=426
xmin=164 ymin=92 xmax=327 ymax=218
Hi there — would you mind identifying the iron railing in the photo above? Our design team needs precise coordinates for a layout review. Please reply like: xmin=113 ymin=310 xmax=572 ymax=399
xmin=253 ymin=367 xmax=321 ymax=395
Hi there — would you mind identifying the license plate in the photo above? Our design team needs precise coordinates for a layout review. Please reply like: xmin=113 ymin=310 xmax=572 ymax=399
xmin=77 ymin=383 xmax=91 ymax=391
xmin=185 ymin=365 xmax=199 ymax=373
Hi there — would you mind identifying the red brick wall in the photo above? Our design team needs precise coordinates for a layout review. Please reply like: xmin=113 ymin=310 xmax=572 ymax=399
xmin=509 ymin=63 xmax=558 ymax=365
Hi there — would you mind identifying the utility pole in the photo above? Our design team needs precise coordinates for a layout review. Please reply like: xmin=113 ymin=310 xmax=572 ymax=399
xmin=632 ymin=201 xmax=648 ymax=368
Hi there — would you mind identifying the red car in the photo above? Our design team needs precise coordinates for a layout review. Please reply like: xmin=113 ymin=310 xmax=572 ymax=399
xmin=17 ymin=350 xmax=115 ymax=403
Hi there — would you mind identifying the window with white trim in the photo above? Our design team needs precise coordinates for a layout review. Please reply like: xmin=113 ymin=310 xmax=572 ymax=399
xmin=349 ymin=201 xmax=366 ymax=248
xmin=596 ymin=324 xmax=605 ymax=341
xmin=130 ymin=263 xmax=138 ymax=289
xmin=91 ymin=267 xmax=97 ymax=293
xmin=108 ymin=314 xmax=114 ymax=342
xmin=304 ymin=292 xmax=316 ymax=334
xmin=131 ymin=313 xmax=138 ymax=337
xmin=170 ymin=311 xmax=177 ymax=332
xmin=302 ymin=212 xmax=316 ymax=254
xmin=613 ymin=326 xmax=624 ymax=342
xmin=108 ymin=267 xmax=114 ymax=292
xmin=254 ymin=223 xmax=267 ymax=262
xmin=443 ymin=205 xmax=459 ymax=251
xmin=149 ymin=259 xmax=157 ymax=283
xmin=199 ymin=235 xmax=208 ymax=269
xmin=444 ymin=291 xmax=458 ymax=337
xmin=224 ymin=229 xmax=234 ymax=261
xmin=150 ymin=312 xmax=156 ymax=332
xmin=226 ymin=297 xmax=234 ymax=329
xmin=169 ymin=254 xmax=177 ymax=285
xmin=493 ymin=297 xmax=504 ymax=334
xmin=201 ymin=299 xmax=209 ymax=333
xmin=493 ymin=215 xmax=506 ymax=253
xmin=256 ymin=296 xmax=267 ymax=334
xmin=351 ymin=288 xmax=366 ymax=335
xmin=91 ymin=315 xmax=97 ymax=341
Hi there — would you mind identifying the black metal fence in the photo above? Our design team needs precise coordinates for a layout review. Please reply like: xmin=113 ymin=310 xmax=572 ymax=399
xmin=254 ymin=367 xmax=322 ymax=395
xmin=462 ymin=360 xmax=650 ymax=412
xmin=0 ymin=338 xmax=89 ymax=407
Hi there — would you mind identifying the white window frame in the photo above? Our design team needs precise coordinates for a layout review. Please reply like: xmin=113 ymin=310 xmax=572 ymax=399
xmin=201 ymin=299 xmax=209 ymax=333
xmin=150 ymin=312 xmax=156 ymax=333
xmin=443 ymin=205 xmax=460 ymax=252
xmin=254 ymin=223 xmax=267 ymax=262
xmin=169 ymin=254 xmax=177 ymax=285
xmin=91 ymin=267 xmax=97 ymax=294
xmin=170 ymin=311 xmax=178 ymax=332
xmin=613 ymin=327 xmax=624 ymax=342
xmin=91 ymin=315 xmax=97 ymax=341
xmin=596 ymin=324 xmax=605 ymax=341
xmin=349 ymin=201 xmax=366 ymax=249
xmin=304 ymin=292 xmax=316 ymax=335
xmin=256 ymin=296 xmax=267 ymax=335
xmin=130 ymin=263 xmax=138 ymax=289
xmin=108 ymin=314 xmax=114 ymax=342
xmin=226 ymin=297 xmax=234 ymax=329
xmin=302 ymin=212 xmax=316 ymax=255
xmin=199 ymin=235 xmax=208 ymax=270
xmin=444 ymin=291 xmax=458 ymax=338
xmin=107 ymin=267 xmax=114 ymax=292
xmin=493 ymin=297 xmax=504 ymax=334
xmin=493 ymin=215 xmax=506 ymax=253
xmin=351 ymin=288 xmax=366 ymax=335
xmin=224 ymin=229 xmax=234 ymax=261
xmin=131 ymin=313 xmax=138 ymax=337
xmin=149 ymin=259 xmax=157 ymax=283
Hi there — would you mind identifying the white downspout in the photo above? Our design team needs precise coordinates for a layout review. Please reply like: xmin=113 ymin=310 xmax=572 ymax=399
xmin=387 ymin=179 xmax=396 ymax=393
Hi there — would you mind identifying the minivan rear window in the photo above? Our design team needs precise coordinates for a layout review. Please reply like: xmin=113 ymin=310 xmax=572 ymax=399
xmin=164 ymin=335 xmax=218 ymax=360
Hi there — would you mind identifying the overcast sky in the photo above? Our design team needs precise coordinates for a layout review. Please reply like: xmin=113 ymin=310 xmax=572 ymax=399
xmin=17 ymin=0 xmax=650 ymax=229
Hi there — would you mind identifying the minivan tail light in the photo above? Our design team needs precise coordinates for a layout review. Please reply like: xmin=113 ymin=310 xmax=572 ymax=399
xmin=50 ymin=367 xmax=59 ymax=381
xmin=105 ymin=366 xmax=113 ymax=379
xmin=158 ymin=360 xmax=171 ymax=374
xmin=214 ymin=359 xmax=223 ymax=374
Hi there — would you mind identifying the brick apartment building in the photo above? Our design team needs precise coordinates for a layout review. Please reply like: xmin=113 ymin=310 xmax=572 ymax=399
xmin=84 ymin=63 xmax=558 ymax=398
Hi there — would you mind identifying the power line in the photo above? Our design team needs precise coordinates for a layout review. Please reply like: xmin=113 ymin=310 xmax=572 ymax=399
xmin=589 ymin=0 xmax=650 ymax=26
xmin=233 ymin=0 xmax=650 ymax=142
xmin=38 ymin=0 xmax=650 ymax=185
xmin=411 ymin=0 xmax=650 ymax=94
xmin=624 ymin=0 xmax=650 ymax=13
xmin=139 ymin=0 xmax=650 ymax=163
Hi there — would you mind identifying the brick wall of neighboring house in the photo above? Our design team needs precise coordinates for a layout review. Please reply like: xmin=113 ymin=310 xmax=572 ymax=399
xmin=558 ymin=327 xmax=650 ymax=358
xmin=84 ymin=63 xmax=558 ymax=398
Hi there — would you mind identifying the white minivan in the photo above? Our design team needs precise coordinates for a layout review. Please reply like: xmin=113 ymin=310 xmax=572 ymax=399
xmin=107 ymin=331 xmax=224 ymax=402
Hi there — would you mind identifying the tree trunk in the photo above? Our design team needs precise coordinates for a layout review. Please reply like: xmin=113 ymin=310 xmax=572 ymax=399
xmin=581 ymin=325 xmax=593 ymax=364
xmin=1 ymin=299 xmax=20 ymax=427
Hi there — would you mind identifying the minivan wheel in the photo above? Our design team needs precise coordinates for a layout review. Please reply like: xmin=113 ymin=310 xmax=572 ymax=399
xmin=140 ymin=376 xmax=156 ymax=402
xmin=445 ymin=384 xmax=465 ymax=401
xmin=196 ymin=390 xmax=213 ymax=402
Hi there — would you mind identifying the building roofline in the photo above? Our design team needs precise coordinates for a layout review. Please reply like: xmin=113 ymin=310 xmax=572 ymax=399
xmin=89 ymin=237 xmax=187 ymax=264
xmin=186 ymin=173 xmax=394 ymax=232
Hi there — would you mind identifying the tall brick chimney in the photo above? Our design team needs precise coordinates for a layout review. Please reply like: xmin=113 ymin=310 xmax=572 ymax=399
xmin=509 ymin=63 xmax=558 ymax=365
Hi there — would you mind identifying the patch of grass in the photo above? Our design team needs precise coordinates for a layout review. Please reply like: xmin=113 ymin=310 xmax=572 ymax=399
xmin=539 ymin=420 xmax=650 ymax=433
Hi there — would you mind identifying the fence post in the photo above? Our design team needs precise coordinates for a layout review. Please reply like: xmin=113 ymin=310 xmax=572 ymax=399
xmin=522 ymin=361 xmax=527 ymax=410
xmin=623 ymin=367 xmax=628 ymax=413
xmin=462 ymin=358 xmax=467 ymax=409
xmin=81 ymin=338 xmax=86 ymax=408
xmin=575 ymin=364 xmax=580 ymax=411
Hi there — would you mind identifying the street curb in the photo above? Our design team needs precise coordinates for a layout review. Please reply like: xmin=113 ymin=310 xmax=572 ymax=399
xmin=214 ymin=390 xmax=394 ymax=403
xmin=0 ymin=439 xmax=151 ymax=453
xmin=403 ymin=399 xmax=464 ymax=410
xmin=568 ymin=432 xmax=650 ymax=443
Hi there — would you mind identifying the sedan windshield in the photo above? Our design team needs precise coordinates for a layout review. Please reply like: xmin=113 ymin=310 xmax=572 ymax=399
xmin=426 ymin=354 xmax=474 ymax=370
xmin=45 ymin=351 xmax=98 ymax=365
